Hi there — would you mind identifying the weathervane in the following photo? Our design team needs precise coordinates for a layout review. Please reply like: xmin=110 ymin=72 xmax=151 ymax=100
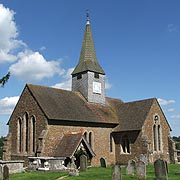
xmin=86 ymin=9 xmax=90 ymax=24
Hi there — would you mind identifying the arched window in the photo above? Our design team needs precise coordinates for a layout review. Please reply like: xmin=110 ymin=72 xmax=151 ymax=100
xmin=110 ymin=134 xmax=113 ymax=152
xmin=17 ymin=118 xmax=22 ymax=153
xmin=158 ymin=125 xmax=161 ymax=151
xmin=122 ymin=135 xmax=130 ymax=154
xmin=153 ymin=125 xmax=157 ymax=151
xmin=88 ymin=131 xmax=94 ymax=150
xmin=23 ymin=112 xmax=29 ymax=152
xmin=84 ymin=131 xmax=88 ymax=140
xmin=89 ymin=132 xmax=92 ymax=148
xmin=31 ymin=116 xmax=36 ymax=153
xmin=153 ymin=114 xmax=162 ymax=152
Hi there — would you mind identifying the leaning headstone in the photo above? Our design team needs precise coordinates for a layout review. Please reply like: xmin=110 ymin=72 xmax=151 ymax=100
xmin=100 ymin=157 xmax=106 ymax=168
xmin=80 ymin=154 xmax=87 ymax=172
xmin=3 ymin=165 xmax=9 ymax=180
xmin=112 ymin=164 xmax=122 ymax=180
xmin=126 ymin=160 xmax=135 ymax=176
xmin=0 ymin=165 xmax=3 ymax=180
xmin=136 ymin=161 xmax=146 ymax=179
xmin=154 ymin=159 xmax=168 ymax=180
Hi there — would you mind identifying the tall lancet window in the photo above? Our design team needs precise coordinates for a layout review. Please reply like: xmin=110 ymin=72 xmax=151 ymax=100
xmin=110 ymin=134 xmax=113 ymax=152
xmin=24 ymin=112 xmax=29 ymax=152
xmin=84 ymin=131 xmax=88 ymax=140
xmin=88 ymin=131 xmax=94 ymax=150
xmin=153 ymin=114 xmax=162 ymax=152
xmin=153 ymin=125 xmax=157 ymax=151
xmin=158 ymin=125 xmax=161 ymax=151
xmin=31 ymin=116 xmax=36 ymax=153
xmin=17 ymin=118 xmax=22 ymax=153
xmin=89 ymin=132 xmax=92 ymax=147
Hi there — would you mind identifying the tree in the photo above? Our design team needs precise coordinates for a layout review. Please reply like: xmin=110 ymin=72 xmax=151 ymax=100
xmin=0 ymin=72 xmax=10 ymax=87
xmin=0 ymin=136 xmax=5 ymax=159
xmin=172 ymin=136 xmax=180 ymax=150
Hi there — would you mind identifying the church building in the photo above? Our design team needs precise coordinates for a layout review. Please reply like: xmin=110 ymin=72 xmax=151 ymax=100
xmin=3 ymin=14 xmax=176 ymax=166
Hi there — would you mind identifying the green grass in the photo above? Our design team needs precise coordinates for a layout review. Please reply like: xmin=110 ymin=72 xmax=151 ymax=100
xmin=2 ymin=164 xmax=180 ymax=180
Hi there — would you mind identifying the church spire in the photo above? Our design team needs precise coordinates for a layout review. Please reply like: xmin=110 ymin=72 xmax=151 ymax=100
xmin=72 ymin=12 xmax=106 ymax=104
xmin=71 ymin=11 xmax=105 ymax=75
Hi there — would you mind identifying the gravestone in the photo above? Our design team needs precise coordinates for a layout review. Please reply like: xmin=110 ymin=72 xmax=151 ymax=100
xmin=140 ymin=154 xmax=148 ymax=165
xmin=136 ymin=161 xmax=146 ymax=179
xmin=100 ymin=157 xmax=106 ymax=168
xmin=112 ymin=164 xmax=122 ymax=180
xmin=3 ymin=165 xmax=9 ymax=180
xmin=70 ymin=156 xmax=77 ymax=169
xmin=69 ymin=156 xmax=79 ymax=176
xmin=80 ymin=154 xmax=87 ymax=172
xmin=154 ymin=159 xmax=168 ymax=180
xmin=0 ymin=165 xmax=3 ymax=179
xmin=126 ymin=160 xmax=136 ymax=176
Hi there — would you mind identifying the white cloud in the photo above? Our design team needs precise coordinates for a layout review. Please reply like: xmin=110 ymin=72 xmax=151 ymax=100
xmin=168 ymin=24 xmax=177 ymax=32
xmin=0 ymin=96 xmax=19 ymax=115
xmin=62 ymin=67 xmax=74 ymax=79
xmin=171 ymin=115 xmax=180 ymax=119
xmin=52 ymin=67 xmax=74 ymax=90
xmin=157 ymin=98 xmax=175 ymax=106
xmin=9 ymin=50 xmax=65 ymax=82
xmin=0 ymin=4 xmax=25 ymax=63
xmin=105 ymin=79 xmax=112 ymax=89
xmin=40 ymin=46 xmax=46 ymax=51
xmin=167 ymin=108 xmax=175 ymax=112
xmin=52 ymin=79 xmax=72 ymax=90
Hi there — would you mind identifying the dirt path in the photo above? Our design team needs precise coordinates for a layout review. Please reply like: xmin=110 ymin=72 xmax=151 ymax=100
xmin=56 ymin=175 xmax=68 ymax=180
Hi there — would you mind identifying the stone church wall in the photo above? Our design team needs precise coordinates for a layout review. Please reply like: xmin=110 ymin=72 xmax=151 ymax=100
xmin=4 ymin=86 xmax=48 ymax=165
xmin=43 ymin=124 xmax=115 ymax=166
xmin=114 ymin=100 xmax=171 ymax=165
xmin=142 ymin=100 xmax=171 ymax=163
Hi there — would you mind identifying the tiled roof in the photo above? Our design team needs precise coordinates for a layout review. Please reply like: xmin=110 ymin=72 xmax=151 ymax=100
xmin=113 ymin=98 xmax=155 ymax=132
xmin=53 ymin=133 xmax=95 ymax=158
xmin=27 ymin=84 xmax=123 ymax=125
xmin=71 ymin=22 xmax=105 ymax=75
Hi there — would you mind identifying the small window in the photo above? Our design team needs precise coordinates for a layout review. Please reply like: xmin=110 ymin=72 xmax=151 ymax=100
xmin=94 ymin=73 xmax=99 ymax=79
xmin=122 ymin=135 xmax=130 ymax=154
xmin=77 ymin=74 xmax=82 ymax=80
xmin=154 ymin=115 xmax=159 ymax=123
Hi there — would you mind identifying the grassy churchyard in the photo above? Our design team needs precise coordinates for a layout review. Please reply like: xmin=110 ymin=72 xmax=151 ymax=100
xmin=6 ymin=164 xmax=180 ymax=180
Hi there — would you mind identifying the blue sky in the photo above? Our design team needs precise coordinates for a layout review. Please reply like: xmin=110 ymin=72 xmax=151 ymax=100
xmin=0 ymin=0 xmax=180 ymax=136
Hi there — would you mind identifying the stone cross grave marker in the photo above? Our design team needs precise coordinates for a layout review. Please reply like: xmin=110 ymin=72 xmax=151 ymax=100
xmin=136 ymin=161 xmax=146 ymax=179
xmin=80 ymin=154 xmax=87 ymax=172
xmin=100 ymin=157 xmax=106 ymax=168
xmin=112 ymin=164 xmax=122 ymax=180
xmin=126 ymin=160 xmax=136 ymax=176
xmin=154 ymin=159 xmax=168 ymax=180
xmin=3 ymin=165 xmax=9 ymax=180
xmin=0 ymin=165 xmax=3 ymax=180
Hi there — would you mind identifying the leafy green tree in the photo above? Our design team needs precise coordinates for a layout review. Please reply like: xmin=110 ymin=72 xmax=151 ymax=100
xmin=172 ymin=136 xmax=180 ymax=150
xmin=0 ymin=136 xmax=5 ymax=159
xmin=0 ymin=72 xmax=10 ymax=87
xmin=176 ymin=142 xmax=180 ymax=150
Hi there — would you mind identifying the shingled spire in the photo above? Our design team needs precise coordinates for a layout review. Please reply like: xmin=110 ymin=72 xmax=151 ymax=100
xmin=72 ymin=11 xmax=106 ymax=104
xmin=71 ymin=11 xmax=105 ymax=75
